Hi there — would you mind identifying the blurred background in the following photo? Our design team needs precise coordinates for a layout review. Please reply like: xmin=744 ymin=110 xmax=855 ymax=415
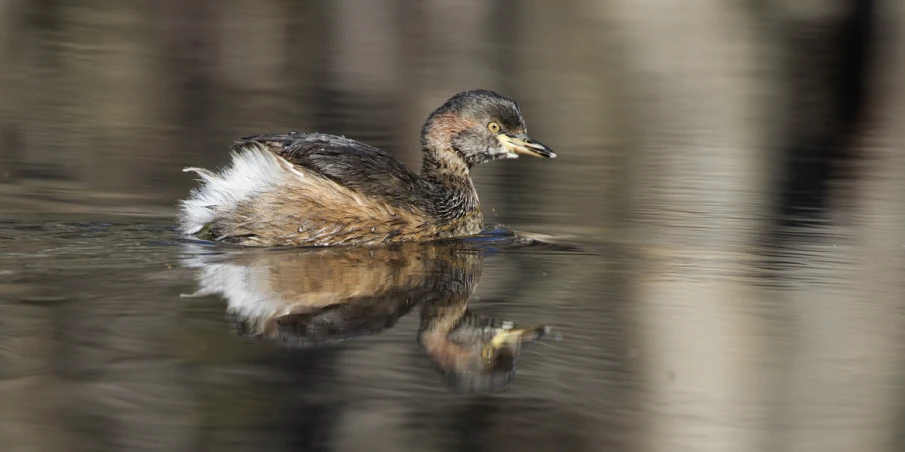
xmin=1 ymin=1 xmax=904 ymax=451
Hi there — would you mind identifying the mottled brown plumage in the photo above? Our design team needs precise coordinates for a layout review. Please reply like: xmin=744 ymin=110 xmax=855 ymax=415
xmin=178 ymin=90 xmax=555 ymax=246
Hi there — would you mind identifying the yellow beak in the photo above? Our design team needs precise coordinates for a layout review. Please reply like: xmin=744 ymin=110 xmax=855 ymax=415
xmin=497 ymin=133 xmax=556 ymax=159
xmin=489 ymin=325 xmax=550 ymax=349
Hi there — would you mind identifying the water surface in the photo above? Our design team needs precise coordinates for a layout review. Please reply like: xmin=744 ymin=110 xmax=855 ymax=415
xmin=2 ymin=215 xmax=903 ymax=451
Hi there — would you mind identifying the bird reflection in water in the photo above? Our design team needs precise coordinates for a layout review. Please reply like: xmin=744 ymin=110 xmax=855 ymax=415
xmin=184 ymin=242 xmax=548 ymax=393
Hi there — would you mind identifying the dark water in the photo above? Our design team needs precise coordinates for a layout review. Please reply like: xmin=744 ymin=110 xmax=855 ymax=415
xmin=2 ymin=1 xmax=905 ymax=451
xmin=3 ymin=213 xmax=904 ymax=451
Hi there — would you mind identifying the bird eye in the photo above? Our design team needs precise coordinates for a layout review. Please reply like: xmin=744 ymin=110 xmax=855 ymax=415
xmin=481 ymin=345 xmax=495 ymax=362
xmin=487 ymin=122 xmax=501 ymax=133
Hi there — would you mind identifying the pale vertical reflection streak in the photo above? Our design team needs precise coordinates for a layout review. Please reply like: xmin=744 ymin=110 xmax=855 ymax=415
xmin=610 ymin=1 xmax=775 ymax=451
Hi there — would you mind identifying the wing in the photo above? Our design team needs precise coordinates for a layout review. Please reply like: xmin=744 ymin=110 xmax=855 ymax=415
xmin=233 ymin=133 xmax=428 ymax=212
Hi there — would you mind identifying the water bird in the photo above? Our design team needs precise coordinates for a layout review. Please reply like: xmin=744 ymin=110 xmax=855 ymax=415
xmin=178 ymin=89 xmax=555 ymax=246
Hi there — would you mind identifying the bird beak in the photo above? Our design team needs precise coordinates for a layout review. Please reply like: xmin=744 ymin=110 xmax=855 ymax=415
xmin=497 ymin=133 xmax=556 ymax=159
xmin=489 ymin=325 xmax=550 ymax=349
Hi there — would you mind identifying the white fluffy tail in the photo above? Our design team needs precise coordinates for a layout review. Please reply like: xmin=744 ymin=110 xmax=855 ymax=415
xmin=177 ymin=144 xmax=296 ymax=235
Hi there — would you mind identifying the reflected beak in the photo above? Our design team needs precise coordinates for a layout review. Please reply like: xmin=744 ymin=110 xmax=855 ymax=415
xmin=489 ymin=325 xmax=550 ymax=349
xmin=497 ymin=133 xmax=556 ymax=159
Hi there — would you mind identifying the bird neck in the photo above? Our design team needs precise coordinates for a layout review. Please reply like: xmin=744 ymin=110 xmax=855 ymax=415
xmin=420 ymin=147 xmax=481 ymax=223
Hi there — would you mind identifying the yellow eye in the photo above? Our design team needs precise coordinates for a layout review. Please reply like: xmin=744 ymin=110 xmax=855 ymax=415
xmin=487 ymin=122 xmax=501 ymax=133
xmin=481 ymin=345 xmax=495 ymax=362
